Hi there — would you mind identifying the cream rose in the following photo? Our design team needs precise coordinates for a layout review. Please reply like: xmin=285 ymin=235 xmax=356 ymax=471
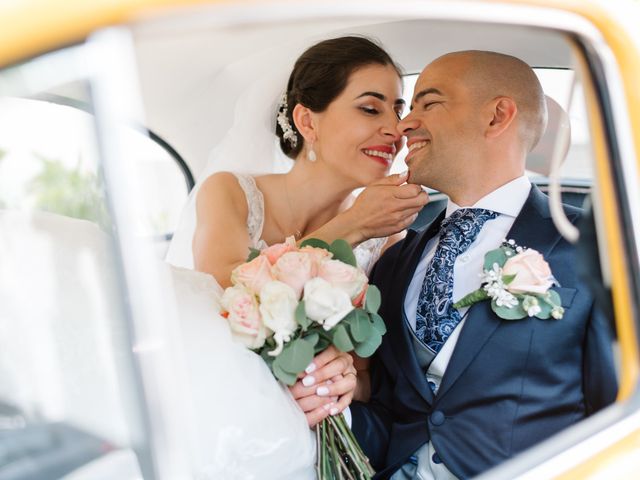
xmin=272 ymin=251 xmax=314 ymax=299
xmin=502 ymin=249 xmax=554 ymax=294
xmin=220 ymin=285 xmax=268 ymax=349
xmin=318 ymin=259 xmax=368 ymax=300
xmin=303 ymin=277 xmax=355 ymax=331
xmin=259 ymin=281 xmax=299 ymax=356
xmin=231 ymin=254 xmax=274 ymax=295
xmin=261 ymin=237 xmax=297 ymax=265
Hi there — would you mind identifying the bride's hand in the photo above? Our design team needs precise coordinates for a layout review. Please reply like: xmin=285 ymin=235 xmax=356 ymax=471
xmin=343 ymin=172 xmax=429 ymax=243
xmin=288 ymin=346 xmax=358 ymax=427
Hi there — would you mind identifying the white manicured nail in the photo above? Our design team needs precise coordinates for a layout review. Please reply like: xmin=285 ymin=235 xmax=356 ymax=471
xmin=326 ymin=380 xmax=333 ymax=385
xmin=323 ymin=402 xmax=335 ymax=411
xmin=330 ymin=408 xmax=339 ymax=415
xmin=302 ymin=375 xmax=316 ymax=387
xmin=317 ymin=386 xmax=330 ymax=396
xmin=305 ymin=362 xmax=316 ymax=374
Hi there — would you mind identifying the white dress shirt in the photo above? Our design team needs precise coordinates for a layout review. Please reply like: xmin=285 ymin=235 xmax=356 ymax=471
xmin=397 ymin=175 xmax=532 ymax=480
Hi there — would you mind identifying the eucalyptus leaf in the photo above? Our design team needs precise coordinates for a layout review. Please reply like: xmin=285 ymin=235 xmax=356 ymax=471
xmin=365 ymin=285 xmax=381 ymax=313
xmin=350 ymin=310 xmax=372 ymax=342
xmin=329 ymin=239 xmax=357 ymax=267
xmin=535 ymin=300 xmax=552 ymax=319
xmin=546 ymin=289 xmax=562 ymax=306
xmin=295 ymin=301 xmax=311 ymax=330
xmin=332 ymin=324 xmax=355 ymax=352
xmin=315 ymin=335 xmax=331 ymax=353
xmin=301 ymin=332 xmax=319 ymax=347
xmin=502 ymin=274 xmax=516 ymax=285
xmin=247 ymin=247 xmax=261 ymax=262
xmin=272 ymin=361 xmax=298 ymax=386
xmin=300 ymin=238 xmax=331 ymax=251
xmin=354 ymin=330 xmax=382 ymax=357
xmin=491 ymin=299 xmax=527 ymax=320
xmin=483 ymin=248 xmax=508 ymax=270
xmin=339 ymin=309 xmax=357 ymax=328
xmin=277 ymin=338 xmax=314 ymax=374
xmin=370 ymin=312 xmax=387 ymax=335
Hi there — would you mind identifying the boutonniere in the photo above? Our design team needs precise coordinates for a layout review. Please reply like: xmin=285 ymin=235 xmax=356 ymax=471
xmin=453 ymin=240 xmax=564 ymax=320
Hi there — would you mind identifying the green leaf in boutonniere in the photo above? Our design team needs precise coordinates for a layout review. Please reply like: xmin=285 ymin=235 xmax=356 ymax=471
xmin=454 ymin=240 xmax=564 ymax=321
xmin=483 ymin=247 xmax=509 ymax=271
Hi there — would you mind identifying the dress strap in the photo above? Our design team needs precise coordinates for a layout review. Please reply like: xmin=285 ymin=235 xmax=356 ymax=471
xmin=232 ymin=173 xmax=266 ymax=249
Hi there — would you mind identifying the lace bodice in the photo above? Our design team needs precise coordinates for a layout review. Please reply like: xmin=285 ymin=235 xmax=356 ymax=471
xmin=232 ymin=173 xmax=386 ymax=274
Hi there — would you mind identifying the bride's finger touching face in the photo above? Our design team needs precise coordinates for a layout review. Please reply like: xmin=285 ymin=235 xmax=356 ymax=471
xmin=293 ymin=64 xmax=404 ymax=188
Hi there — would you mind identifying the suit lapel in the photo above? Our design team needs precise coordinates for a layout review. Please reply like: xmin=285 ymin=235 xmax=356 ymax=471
xmin=387 ymin=210 xmax=446 ymax=406
xmin=436 ymin=186 xmax=577 ymax=400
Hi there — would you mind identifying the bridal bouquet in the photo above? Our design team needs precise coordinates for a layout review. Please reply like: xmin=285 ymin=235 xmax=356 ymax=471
xmin=219 ymin=237 xmax=384 ymax=480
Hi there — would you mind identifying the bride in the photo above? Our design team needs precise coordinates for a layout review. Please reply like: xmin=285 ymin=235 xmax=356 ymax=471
xmin=166 ymin=36 xmax=427 ymax=478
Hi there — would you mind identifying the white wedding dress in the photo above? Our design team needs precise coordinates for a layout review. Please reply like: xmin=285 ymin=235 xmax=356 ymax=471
xmin=170 ymin=173 xmax=386 ymax=479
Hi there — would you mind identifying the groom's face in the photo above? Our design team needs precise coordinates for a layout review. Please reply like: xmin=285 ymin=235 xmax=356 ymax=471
xmin=398 ymin=55 xmax=485 ymax=192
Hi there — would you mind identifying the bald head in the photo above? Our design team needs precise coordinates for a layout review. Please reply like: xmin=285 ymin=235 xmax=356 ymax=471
xmin=434 ymin=50 xmax=548 ymax=152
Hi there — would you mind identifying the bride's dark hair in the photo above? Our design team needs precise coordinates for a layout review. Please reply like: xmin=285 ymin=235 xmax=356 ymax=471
xmin=276 ymin=36 xmax=402 ymax=159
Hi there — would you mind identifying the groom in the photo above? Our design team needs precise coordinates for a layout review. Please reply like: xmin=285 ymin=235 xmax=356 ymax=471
xmin=349 ymin=51 xmax=618 ymax=479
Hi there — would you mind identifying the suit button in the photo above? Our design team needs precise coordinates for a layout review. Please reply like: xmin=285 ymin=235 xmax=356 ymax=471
xmin=430 ymin=410 xmax=445 ymax=426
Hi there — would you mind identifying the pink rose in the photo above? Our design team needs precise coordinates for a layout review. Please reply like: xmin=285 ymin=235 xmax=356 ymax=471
xmin=220 ymin=285 xmax=268 ymax=349
xmin=502 ymin=249 xmax=554 ymax=294
xmin=317 ymin=259 xmax=368 ymax=300
xmin=231 ymin=254 xmax=274 ymax=295
xmin=272 ymin=251 xmax=314 ymax=299
xmin=261 ymin=237 xmax=297 ymax=265
xmin=299 ymin=246 xmax=333 ymax=269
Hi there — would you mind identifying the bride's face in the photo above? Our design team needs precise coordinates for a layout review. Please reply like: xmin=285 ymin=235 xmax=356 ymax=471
xmin=313 ymin=64 xmax=404 ymax=187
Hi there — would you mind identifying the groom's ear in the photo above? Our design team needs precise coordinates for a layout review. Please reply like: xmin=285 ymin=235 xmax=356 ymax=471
xmin=292 ymin=103 xmax=318 ymax=143
xmin=484 ymin=96 xmax=517 ymax=139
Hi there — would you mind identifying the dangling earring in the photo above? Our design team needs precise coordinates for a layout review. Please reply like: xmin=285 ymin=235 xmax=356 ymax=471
xmin=307 ymin=143 xmax=317 ymax=162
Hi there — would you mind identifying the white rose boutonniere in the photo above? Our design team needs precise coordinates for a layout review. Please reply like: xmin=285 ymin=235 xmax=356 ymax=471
xmin=454 ymin=240 xmax=565 ymax=320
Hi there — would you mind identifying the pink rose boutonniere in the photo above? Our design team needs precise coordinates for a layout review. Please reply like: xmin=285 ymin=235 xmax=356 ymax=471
xmin=453 ymin=239 xmax=565 ymax=320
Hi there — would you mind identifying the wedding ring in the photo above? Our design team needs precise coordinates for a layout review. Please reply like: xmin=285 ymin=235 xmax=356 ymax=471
xmin=345 ymin=371 xmax=357 ymax=379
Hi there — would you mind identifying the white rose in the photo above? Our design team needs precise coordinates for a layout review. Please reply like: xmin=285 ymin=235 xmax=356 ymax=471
xmin=259 ymin=281 xmax=299 ymax=356
xmin=220 ymin=285 xmax=268 ymax=349
xmin=303 ymin=277 xmax=355 ymax=331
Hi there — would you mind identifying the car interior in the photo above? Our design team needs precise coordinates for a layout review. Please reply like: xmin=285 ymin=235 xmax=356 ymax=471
xmin=0 ymin=6 xmax=624 ymax=479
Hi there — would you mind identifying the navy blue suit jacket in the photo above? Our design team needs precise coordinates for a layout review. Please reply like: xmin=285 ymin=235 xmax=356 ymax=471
xmin=351 ymin=186 xmax=618 ymax=479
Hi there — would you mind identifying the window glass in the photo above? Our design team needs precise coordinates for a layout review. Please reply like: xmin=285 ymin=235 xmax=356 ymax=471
xmin=0 ymin=58 xmax=148 ymax=479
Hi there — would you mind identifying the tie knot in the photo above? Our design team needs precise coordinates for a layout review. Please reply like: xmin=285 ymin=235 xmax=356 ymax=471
xmin=440 ymin=208 xmax=498 ymax=239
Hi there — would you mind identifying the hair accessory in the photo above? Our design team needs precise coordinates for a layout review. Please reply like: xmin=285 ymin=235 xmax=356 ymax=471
xmin=277 ymin=92 xmax=298 ymax=149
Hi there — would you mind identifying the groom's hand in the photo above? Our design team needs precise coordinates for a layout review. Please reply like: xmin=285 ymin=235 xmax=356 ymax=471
xmin=289 ymin=346 xmax=358 ymax=427
xmin=348 ymin=172 xmax=429 ymax=241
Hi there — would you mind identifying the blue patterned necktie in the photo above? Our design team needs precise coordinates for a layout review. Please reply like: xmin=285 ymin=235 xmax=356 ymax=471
xmin=415 ymin=208 xmax=499 ymax=353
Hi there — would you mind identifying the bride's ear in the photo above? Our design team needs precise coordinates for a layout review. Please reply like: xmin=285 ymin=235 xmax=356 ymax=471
xmin=292 ymin=103 xmax=318 ymax=143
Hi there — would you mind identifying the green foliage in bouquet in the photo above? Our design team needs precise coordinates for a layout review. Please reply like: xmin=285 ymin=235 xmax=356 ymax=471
xmin=263 ymin=238 xmax=383 ymax=385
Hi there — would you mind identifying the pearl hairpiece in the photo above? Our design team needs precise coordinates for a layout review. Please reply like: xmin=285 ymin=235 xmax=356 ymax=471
xmin=277 ymin=93 xmax=298 ymax=149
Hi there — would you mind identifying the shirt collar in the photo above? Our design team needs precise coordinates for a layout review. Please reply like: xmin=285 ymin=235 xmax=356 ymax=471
xmin=445 ymin=175 xmax=531 ymax=218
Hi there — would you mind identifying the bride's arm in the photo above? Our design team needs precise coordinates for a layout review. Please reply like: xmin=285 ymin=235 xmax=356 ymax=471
xmin=302 ymin=173 xmax=427 ymax=248
xmin=193 ymin=173 xmax=254 ymax=288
